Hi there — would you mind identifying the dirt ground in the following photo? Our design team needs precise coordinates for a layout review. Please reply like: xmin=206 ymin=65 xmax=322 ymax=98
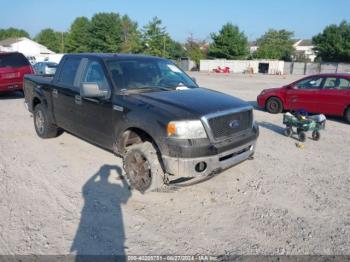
xmin=0 ymin=72 xmax=350 ymax=256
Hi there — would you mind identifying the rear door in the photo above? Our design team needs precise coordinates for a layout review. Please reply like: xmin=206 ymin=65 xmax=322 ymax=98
xmin=314 ymin=77 xmax=350 ymax=116
xmin=74 ymin=59 xmax=114 ymax=149
xmin=285 ymin=76 xmax=324 ymax=113
xmin=52 ymin=56 xmax=82 ymax=133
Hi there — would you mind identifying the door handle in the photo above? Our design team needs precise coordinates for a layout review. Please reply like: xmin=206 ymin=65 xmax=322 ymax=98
xmin=52 ymin=89 xmax=58 ymax=98
xmin=75 ymin=95 xmax=82 ymax=105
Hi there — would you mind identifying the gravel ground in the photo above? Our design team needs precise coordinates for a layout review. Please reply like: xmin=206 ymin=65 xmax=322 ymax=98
xmin=0 ymin=72 xmax=349 ymax=256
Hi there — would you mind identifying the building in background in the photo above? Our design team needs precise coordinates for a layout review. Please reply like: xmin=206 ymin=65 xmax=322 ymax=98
xmin=249 ymin=41 xmax=258 ymax=53
xmin=0 ymin=37 xmax=64 ymax=64
xmin=293 ymin=39 xmax=316 ymax=62
xmin=249 ymin=39 xmax=316 ymax=62
xmin=0 ymin=37 xmax=54 ymax=56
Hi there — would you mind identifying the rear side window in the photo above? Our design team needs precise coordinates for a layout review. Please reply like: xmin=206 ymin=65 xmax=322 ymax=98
xmin=0 ymin=53 xmax=30 ymax=68
xmin=324 ymin=77 xmax=350 ymax=90
xmin=58 ymin=57 xmax=81 ymax=86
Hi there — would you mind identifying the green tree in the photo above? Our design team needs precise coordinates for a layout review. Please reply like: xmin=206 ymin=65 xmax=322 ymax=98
xmin=313 ymin=21 xmax=350 ymax=62
xmin=88 ymin=12 xmax=123 ymax=53
xmin=0 ymin=27 xmax=30 ymax=40
xmin=185 ymin=35 xmax=207 ymax=65
xmin=142 ymin=17 xmax=169 ymax=57
xmin=120 ymin=15 xmax=142 ymax=53
xmin=208 ymin=23 xmax=249 ymax=59
xmin=167 ymin=39 xmax=186 ymax=59
xmin=35 ymin=28 xmax=61 ymax=53
xmin=254 ymin=29 xmax=295 ymax=61
xmin=65 ymin=17 xmax=91 ymax=53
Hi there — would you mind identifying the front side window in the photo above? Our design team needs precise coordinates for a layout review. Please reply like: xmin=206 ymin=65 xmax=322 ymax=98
xmin=81 ymin=61 xmax=110 ymax=96
xmin=58 ymin=57 xmax=81 ymax=86
xmin=296 ymin=77 xmax=323 ymax=89
xmin=106 ymin=57 xmax=197 ymax=91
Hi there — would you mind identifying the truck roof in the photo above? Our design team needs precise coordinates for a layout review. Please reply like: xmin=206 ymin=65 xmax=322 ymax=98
xmin=63 ymin=53 xmax=167 ymax=61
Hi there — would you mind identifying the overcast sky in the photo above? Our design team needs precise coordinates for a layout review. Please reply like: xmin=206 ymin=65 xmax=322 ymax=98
xmin=1 ymin=0 xmax=349 ymax=41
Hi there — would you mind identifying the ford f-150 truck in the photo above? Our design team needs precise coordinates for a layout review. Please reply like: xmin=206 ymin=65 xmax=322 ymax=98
xmin=24 ymin=54 xmax=259 ymax=193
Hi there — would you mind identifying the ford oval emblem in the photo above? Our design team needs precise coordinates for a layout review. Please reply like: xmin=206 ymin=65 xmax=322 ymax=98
xmin=229 ymin=119 xmax=240 ymax=128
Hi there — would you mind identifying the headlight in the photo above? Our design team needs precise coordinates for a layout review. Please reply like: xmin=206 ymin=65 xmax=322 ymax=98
xmin=167 ymin=120 xmax=207 ymax=139
xmin=260 ymin=90 xmax=266 ymax=95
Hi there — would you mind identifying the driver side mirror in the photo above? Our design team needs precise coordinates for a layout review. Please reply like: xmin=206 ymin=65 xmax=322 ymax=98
xmin=80 ymin=82 xmax=108 ymax=98
xmin=287 ymin=85 xmax=297 ymax=90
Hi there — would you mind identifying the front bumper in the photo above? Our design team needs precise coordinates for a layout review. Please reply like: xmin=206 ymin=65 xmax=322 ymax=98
xmin=257 ymin=95 xmax=266 ymax=108
xmin=162 ymin=140 xmax=256 ymax=179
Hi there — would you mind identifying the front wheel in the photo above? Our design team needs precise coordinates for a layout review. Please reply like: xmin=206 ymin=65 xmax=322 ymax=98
xmin=284 ymin=127 xmax=292 ymax=137
xmin=266 ymin=97 xmax=283 ymax=114
xmin=298 ymin=131 xmax=306 ymax=142
xmin=34 ymin=104 xmax=59 ymax=138
xmin=123 ymin=142 xmax=166 ymax=193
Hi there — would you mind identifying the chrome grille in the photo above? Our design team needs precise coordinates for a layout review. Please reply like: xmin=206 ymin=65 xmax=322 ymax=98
xmin=206 ymin=109 xmax=252 ymax=140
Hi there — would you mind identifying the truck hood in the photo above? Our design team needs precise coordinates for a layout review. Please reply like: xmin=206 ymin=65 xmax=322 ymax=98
xmin=134 ymin=88 xmax=250 ymax=118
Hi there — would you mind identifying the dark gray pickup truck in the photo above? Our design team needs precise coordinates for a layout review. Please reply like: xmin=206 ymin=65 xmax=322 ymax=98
xmin=24 ymin=53 xmax=259 ymax=192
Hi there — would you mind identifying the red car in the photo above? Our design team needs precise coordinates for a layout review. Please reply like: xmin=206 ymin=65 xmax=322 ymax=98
xmin=0 ymin=52 xmax=34 ymax=93
xmin=257 ymin=73 xmax=350 ymax=123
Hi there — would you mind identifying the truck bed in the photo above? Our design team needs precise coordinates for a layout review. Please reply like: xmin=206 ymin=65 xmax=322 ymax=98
xmin=24 ymin=74 xmax=54 ymax=85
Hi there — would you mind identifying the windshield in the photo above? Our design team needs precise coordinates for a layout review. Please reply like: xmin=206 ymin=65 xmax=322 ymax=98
xmin=106 ymin=57 xmax=197 ymax=91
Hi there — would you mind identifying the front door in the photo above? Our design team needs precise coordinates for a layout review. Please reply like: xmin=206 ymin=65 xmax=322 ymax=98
xmin=74 ymin=59 xmax=114 ymax=149
xmin=285 ymin=76 xmax=324 ymax=113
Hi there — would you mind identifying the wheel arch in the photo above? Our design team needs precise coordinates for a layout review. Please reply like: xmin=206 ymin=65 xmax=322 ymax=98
xmin=116 ymin=126 xmax=162 ymax=156
xmin=32 ymin=96 xmax=42 ymax=110
xmin=344 ymin=104 xmax=350 ymax=123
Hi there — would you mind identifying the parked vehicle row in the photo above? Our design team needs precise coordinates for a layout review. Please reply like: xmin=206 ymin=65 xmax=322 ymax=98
xmin=2 ymin=51 xmax=350 ymax=193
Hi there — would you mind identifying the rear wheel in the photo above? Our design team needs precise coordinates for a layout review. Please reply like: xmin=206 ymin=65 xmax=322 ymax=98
xmin=298 ymin=131 xmax=306 ymax=142
xmin=123 ymin=142 xmax=166 ymax=193
xmin=266 ymin=97 xmax=283 ymax=114
xmin=34 ymin=104 xmax=59 ymax=138
xmin=345 ymin=107 xmax=350 ymax=124
xmin=312 ymin=130 xmax=320 ymax=141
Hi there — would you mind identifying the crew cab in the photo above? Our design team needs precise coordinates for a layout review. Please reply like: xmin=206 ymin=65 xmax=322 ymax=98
xmin=0 ymin=52 xmax=34 ymax=93
xmin=24 ymin=54 xmax=259 ymax=192
xmin=257 ymin=73 xmax=350 ymax=123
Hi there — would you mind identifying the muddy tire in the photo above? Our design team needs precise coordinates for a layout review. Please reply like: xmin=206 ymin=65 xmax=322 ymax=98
xmin=266 ymin=97 xmax=283 ymax=114
xmin=34 ymin=104 xmax=59 ymax=138
xmin=123 ymin=142 xmax=166 ymax=193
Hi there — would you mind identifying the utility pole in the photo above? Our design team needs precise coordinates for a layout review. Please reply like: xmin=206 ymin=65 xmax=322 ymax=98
xmin=61 ymin=32 xmax=64 ymax=53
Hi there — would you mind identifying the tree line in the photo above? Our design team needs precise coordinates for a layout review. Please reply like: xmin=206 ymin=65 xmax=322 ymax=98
xmin=1 ymin=13 xmax=350 ymax=63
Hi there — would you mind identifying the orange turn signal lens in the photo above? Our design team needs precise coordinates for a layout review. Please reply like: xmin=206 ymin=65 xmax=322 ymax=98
xmin=167 ymin=122 xmax=176 ymax=136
